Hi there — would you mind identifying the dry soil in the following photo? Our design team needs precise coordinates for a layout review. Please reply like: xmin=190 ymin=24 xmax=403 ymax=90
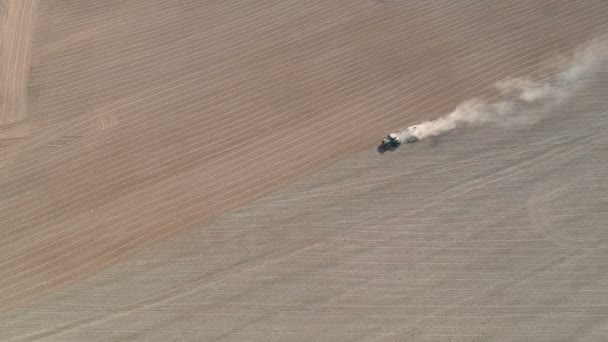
xmin=1 ymin=1 xmax=608 ymax=341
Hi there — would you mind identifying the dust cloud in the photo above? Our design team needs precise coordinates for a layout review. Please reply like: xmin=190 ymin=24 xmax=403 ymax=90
xmin=402 ymin=37 xmax=608 ymax=141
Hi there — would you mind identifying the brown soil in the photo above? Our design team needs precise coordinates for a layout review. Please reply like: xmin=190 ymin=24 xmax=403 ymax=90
xmin=0 ymin=2 xmax=607 ymax=338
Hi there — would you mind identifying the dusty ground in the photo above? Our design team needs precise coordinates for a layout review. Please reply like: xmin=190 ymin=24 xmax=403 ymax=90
xmin=1 ymin=0 xmax=608 ymax=341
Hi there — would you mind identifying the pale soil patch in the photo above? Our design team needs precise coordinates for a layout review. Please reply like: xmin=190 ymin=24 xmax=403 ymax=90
xmin=0 ymin=0 xmax=37 ymax=126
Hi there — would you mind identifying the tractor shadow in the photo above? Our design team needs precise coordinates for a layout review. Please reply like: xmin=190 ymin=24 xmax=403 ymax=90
xmin=377 ymin=139 xmax=427 ymax=154
xmin=377 ymin=144 xmax=397 ymax=154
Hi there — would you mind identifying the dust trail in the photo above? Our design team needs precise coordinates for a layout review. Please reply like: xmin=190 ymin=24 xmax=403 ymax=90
xmin=399 ymin=37 xmax=608 ymax=141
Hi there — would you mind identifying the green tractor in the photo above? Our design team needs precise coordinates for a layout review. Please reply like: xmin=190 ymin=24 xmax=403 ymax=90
xmin=381 ymin=133 xmax=401 ymax=150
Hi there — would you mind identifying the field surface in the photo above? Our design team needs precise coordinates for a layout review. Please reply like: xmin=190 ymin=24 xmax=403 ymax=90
xmin=1 ymin=1 xmax=608 ymax=341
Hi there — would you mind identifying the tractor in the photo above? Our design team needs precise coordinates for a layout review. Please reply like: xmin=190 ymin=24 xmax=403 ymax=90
xmin=381 ymin=133 xmax=401 ymax=149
